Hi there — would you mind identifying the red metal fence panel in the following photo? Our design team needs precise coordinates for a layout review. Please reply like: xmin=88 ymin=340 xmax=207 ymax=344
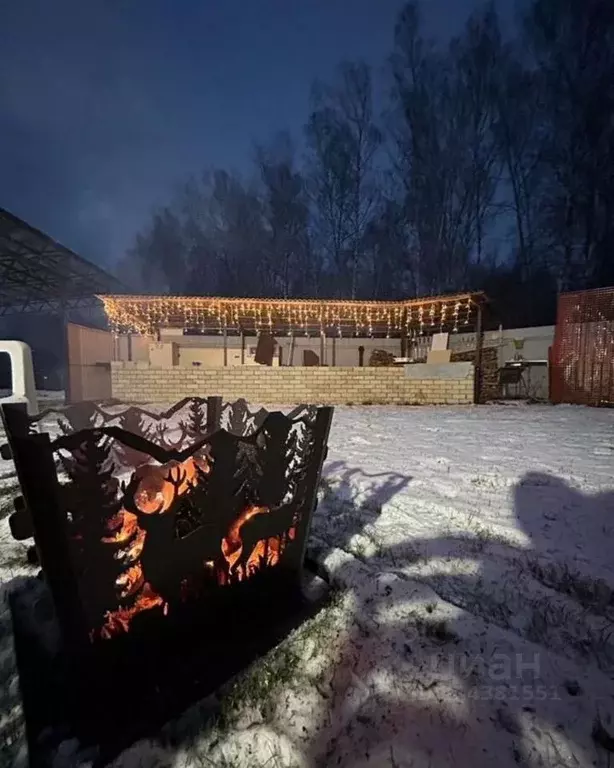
xmin=551 ymin=286 xmax=614 ymax=406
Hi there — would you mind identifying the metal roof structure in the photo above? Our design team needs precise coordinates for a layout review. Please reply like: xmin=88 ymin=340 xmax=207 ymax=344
xmin=0 ymin=207 xmax=126 ymax=316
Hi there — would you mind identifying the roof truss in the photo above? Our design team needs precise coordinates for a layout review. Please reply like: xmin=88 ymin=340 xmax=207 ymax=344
xmin=0 ymin=207 xmax=126 ymax=316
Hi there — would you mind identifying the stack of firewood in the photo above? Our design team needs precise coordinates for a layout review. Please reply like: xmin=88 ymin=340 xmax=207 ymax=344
xmin=451 ymin=346 xmax=499 ymax=403
xmin=368 ymin=349 xmax=396 ymax=367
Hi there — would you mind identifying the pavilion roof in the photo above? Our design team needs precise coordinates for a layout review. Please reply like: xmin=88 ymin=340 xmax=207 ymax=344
xmin=98 ymin=292 xmax=486 ymax=338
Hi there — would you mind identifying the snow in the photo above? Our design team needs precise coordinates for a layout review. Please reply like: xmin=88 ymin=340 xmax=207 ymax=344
xmin=1 ymin=402 xmax=614 ymax=766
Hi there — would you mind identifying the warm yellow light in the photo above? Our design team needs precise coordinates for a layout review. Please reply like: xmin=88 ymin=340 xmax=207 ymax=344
xmin=97 ymin=292 xmax=482 ymax=337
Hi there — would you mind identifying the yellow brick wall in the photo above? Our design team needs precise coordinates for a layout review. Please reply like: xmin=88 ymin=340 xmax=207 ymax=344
xmin=111 ymin=362 xmax=475 ymax=406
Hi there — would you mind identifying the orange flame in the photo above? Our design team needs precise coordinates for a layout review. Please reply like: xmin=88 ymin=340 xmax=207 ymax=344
xmin=221 ymin=505 xmax=269 ymax=573
xmin=115 ymin=527 xmax=146 ymax=564
xmin=242 ymin=536 xmax=285 ymax=577
xmin=97 ymin=582 xmax=166 ymax=640
xmin=133 ymin=453 xmax=211 ymax=515
xmin=116 ymin=563 xmax=145 ymax=599
xmin=92 ymin=451 xmax=303 ymax=640
xmin=102 ymin=509 xmax=139 ymax=545
xmin=219 ymin=505 xmax=295 ymax=583
xmin=92 ymin=452 xmax=212 ymax=641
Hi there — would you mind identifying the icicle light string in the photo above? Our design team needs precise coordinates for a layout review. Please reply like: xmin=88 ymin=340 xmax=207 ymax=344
xmin=98 ymin=294 xmax=483 ymax=338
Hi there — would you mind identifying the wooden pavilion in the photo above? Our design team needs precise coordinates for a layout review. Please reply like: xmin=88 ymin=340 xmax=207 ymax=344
xmin=98 ymin=292 xmax=487 ymax=353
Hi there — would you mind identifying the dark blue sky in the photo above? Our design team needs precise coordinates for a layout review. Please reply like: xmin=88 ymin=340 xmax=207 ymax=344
xmin=0 ymin=0 xmax=513 ymax=269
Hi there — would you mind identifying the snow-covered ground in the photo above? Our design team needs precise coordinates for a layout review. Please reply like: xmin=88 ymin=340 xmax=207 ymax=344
xmin=1 ymin=403 xmax=614 ymax=767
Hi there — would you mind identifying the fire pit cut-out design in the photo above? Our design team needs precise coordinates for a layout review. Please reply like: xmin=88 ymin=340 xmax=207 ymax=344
xmin=2 ymin=396 xmax=318 ymax=542
xmin=2 ymin=399 xmax=331 ymax=653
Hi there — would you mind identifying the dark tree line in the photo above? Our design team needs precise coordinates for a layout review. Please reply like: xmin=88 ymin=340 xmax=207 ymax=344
xmin=119 ymin=0 xmax=614 ymax=329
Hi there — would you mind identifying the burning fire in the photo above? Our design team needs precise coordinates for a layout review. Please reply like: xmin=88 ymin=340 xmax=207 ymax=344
xmin=221 ymin=504 xmax=270 ymax=572
xmin=116 ymin=563 xmax=145 ymax=599
xmin=132 ymin=454 xmax=211 ymax=515
xmin=95 ymin=511 xmax=168 ymax=640
xmin=97 ymin=583 xmax=167 ymax=640
xmin=92 ymin=450 xmax=297 ymax=640
xmin=100 ymin=508 xmax=147 ymax=564
xmin=220 ymin=504 xmax=294 ymax=583
xmin=94 ymin=453 xmax=211 ymax=640
xmin=103 ymin=509 xmax=139 ymax=545
xmin=116 ymin=527 xmax=146 ymax=564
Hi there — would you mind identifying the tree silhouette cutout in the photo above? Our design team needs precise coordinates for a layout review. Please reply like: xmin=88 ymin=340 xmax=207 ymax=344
xmin=187 ymin=399 xmax=208 ymax=438
xmin=63 ymin=434 xmax=126 ymax=630
xmin=226 ymin=399 xmax=252 ymax=436
xmin=283 ymin=420 xmax=316 ymax=518
xmin=173 ymin=459 xmax=213 ymax=538
xmin=56 ymin=417 xmax=73 ymax=437
xmin=257 ymin=413 xmax=295 ymax=508
xmin=114 ymin=408 xmax=152 ymax=468
xmin=233 ymin=442 xmax=264 ymax=505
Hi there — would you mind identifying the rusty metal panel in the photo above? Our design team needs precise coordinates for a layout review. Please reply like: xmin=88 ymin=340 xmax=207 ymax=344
xmin=551 ymin=287 xmax=614 ymax=406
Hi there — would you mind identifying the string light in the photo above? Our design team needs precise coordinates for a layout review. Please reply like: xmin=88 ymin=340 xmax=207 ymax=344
xmin=404 ymin=306 xmax=412 ymax=336
xmin=453 ymin=301 xmax=461 ymax=332
xmin=464 ymin=299 xmax=472 ymax=325
xmin=96 ymin=293 xmax=482 ymax=339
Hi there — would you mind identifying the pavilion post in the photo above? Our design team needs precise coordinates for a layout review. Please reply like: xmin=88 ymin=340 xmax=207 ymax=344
xmin=240 ymin=328 xmax=245 ymax=365
xmin=474 ymin=303 xmax=484 ymax=404
xmin=289 ymin=334 xmax=296 ymax=367
xmin=223 ymin=326 xmax=228 ymax=367
xmin=332 ymin=335 xmax=336 ymax=367
xmin=320 ymin=332 xmax=325 ymax=366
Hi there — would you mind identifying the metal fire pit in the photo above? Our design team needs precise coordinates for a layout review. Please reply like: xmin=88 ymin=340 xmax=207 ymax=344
xmin=1 ymin=396 xmax=332 ymax=758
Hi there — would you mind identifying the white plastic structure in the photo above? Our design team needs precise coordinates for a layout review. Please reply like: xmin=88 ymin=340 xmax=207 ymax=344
xmin=0 ymin=340 xmax=38 ymax=416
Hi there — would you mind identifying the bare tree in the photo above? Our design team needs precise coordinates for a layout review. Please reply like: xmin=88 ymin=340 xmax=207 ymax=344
xmin=305 ymin=61 xmax=381 ymax=297
xmin=122 ymin=208 xmax=187 ymax=293
xmin=523 ymin=0 xmax=614 ymax=289
xmin=494 ymin=55 xmax=545 ymax=276
xmin=121 ymin=0 xmax=614 ymax=324
xmin=361 ymin=199 xmax=414 ymax=299
xmin=453 ymin=3 xmax=504 ymax=266
xmin=179 ymin=170 xmax=269 ymax=297
xmin=390 ymin=2 xmax=506 ymax=293
xmin=391 ymin=3 xmax=473 ymax=294
xmin=256 ymin=133 xmax=313 ymax=297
